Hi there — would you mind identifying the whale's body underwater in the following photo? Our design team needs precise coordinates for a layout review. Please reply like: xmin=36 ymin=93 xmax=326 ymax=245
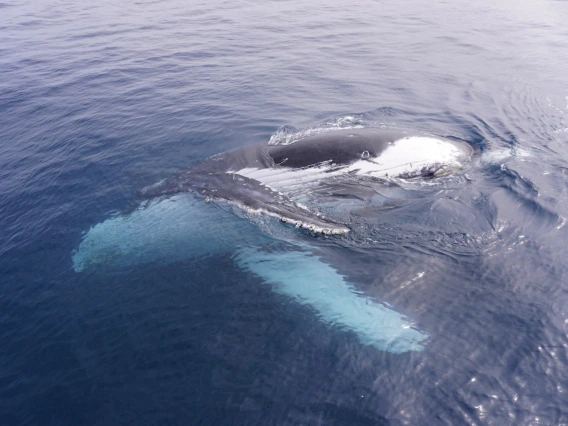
xmin=73 ymin=128 xmax=473 ymax=353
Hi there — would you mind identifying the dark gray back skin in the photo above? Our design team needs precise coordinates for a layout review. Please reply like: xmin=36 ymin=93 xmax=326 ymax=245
xmin=267 ymin=128 xmax=403 ymax=167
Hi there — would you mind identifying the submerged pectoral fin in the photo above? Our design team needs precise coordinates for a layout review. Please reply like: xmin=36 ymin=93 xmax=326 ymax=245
xmin=72 ymin=192 xmax=427 ymax=353
xmin=235 ymin=246 xmax=427 ymax=353
xmin=72 ymin=194 xmax=270 ymax=272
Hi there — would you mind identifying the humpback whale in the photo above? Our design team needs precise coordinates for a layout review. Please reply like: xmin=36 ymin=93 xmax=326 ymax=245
xmin=72 ymin=128 xmax=473 ymax=353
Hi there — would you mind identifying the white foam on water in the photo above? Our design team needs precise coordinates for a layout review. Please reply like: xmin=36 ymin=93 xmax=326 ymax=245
xmin=480 ymin=146 xmax=531 ymax=164
xmin=268 ymin=122 xmax=366 ymax=146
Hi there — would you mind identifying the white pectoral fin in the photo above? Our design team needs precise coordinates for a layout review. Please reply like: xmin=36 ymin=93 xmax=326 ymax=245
xmin=72 ymin=194 xmax=268 ymax=272
xmin=235 ymin=246 xmax=427 ymax=353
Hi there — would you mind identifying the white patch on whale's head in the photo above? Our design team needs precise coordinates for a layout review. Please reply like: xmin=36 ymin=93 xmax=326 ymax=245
xmin=348 ymin=136 xmax=471 ymax=178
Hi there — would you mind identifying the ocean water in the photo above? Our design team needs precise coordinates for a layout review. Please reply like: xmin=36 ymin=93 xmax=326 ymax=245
xmin=1 ymin=0 xmax=568 ymax=424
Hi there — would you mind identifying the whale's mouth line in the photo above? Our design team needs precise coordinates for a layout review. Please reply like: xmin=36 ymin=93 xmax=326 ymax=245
xmin=235 ymin=203 xmax=350 ymax=235
xmin=199 ymin=174 xmax=352 ymax=235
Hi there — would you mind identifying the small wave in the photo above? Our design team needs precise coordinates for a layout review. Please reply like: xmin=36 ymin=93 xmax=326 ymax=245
xmin=268 ymin=126 xmax=338 ymax=146
xmin=268 ymin=115 xmax=369 ymax=146
xmin=480 ymin=146 xmax=531 ymax=165
xmin=325 ymin=114 xmax=366 ymax=128
xmin=548 ymin=94 xmax=568 ymax=135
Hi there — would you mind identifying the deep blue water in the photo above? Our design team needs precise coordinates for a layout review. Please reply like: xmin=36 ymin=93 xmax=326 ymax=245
xmin=2 ymin=0 xmax=568 ymax=424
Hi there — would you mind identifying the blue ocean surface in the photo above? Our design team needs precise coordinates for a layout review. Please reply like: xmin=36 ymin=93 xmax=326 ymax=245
xmin=1 ymin=0 xmax=568 ymax=424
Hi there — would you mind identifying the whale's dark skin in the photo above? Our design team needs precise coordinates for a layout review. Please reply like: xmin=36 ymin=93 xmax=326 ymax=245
xmin=267 ymin=129 xmax=402 ymax=168
xmin=139 ymin=129 xmax=414 ymax=233
xmin=143 ymin=129 xmax=405 ymax=195
xmin=140 ymin=128 xmax=470 ymax=234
